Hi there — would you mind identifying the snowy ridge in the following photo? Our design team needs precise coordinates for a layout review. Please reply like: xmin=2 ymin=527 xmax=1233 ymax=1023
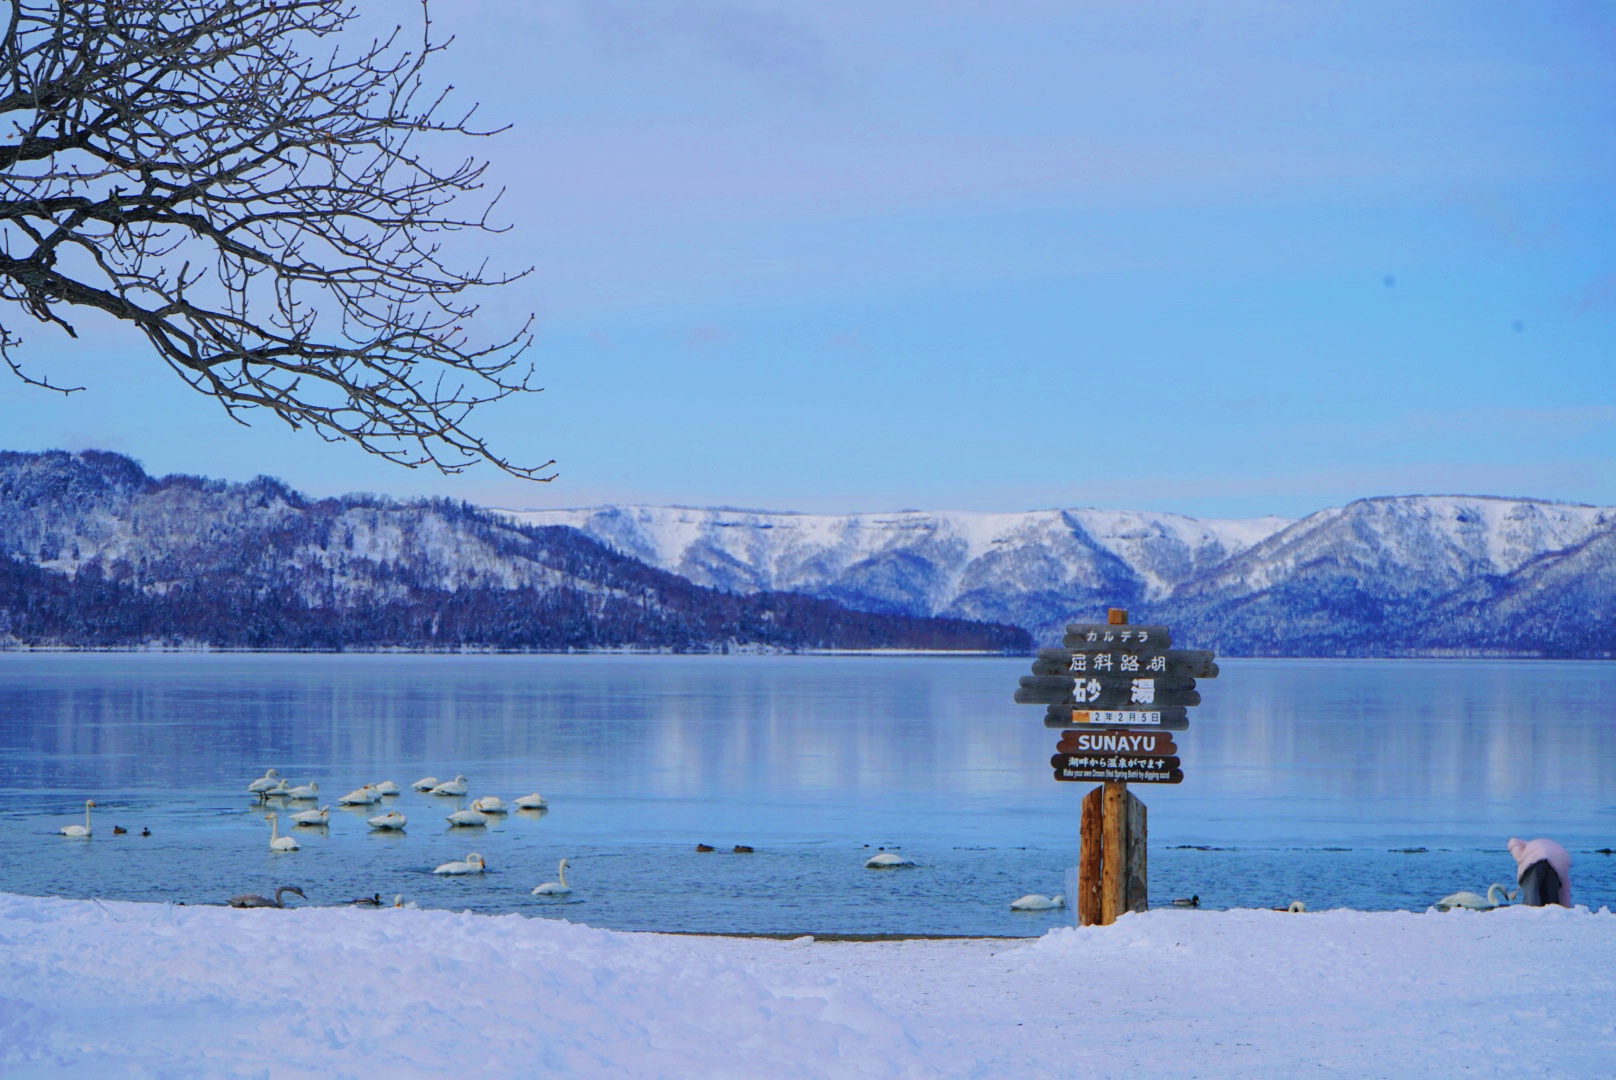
xmin=498 ymin=497 xmax=1616 ymax=652
xmin=497 ymin=505 xmax=1291 ymax=638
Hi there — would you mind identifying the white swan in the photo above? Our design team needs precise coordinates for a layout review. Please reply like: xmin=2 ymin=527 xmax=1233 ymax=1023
xmin=470 ymin=796 xmax=507 ymax=814
xmin=338 ymin=785 xmax=381 ymax=806
xmin=865 ymin=851 xmax=913 ymax=868
xmin=513 ymin=793 xmax=548 ymax=810
xmin=60 ymin=799 xmax=95 ymax=837
xmin=1010 ymin=893 xmax=1066 ymax=911
xmin=229 ymin=885 xmax=305 ymax=909
xmin=286 ymin=782 xmax=319 ymax=800
xmin=267 ymin=813 xmax=299 ymax=852
xmin=411 ymin=776 xmax=440 ymax=792
xmin=433 ymin=853 xmax=486 ymax=875
xmin=532 ymin=859 xmax=572 ymax=895
xmin=289 ymin=806 xmax=330 ymax=827
xmin=1436 ymin=883 xmax=1516 ymax=911
xmin=247 ymin=769 xmax=281 ymax=795
xmin=429 ymin=775 xmax=468 ymax=796
xmin=263 ymin=779 xmax=292 ymax=798
xmin=446 ymin=808 xmax=489 ymax=827
xmin=374 ymin=781 xmax=401 ymax=796
xmin=367 ymin=811 xmax=407 ymax=830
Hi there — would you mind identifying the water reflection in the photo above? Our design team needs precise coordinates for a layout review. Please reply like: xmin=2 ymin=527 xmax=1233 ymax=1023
xmin=0 ymin=653 xmax=1611 ymax=927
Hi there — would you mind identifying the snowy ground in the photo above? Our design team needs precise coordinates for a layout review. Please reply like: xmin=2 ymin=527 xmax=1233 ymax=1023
xmin=2 ymin=892 xmax=1612 ymax=1078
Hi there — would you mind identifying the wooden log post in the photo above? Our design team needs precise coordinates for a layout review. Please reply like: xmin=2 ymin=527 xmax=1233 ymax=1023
xmin=1077 ymin=606 xmax=1150 ymax=926
xmin=1078 ymin=785 xmax=1103 ymax=926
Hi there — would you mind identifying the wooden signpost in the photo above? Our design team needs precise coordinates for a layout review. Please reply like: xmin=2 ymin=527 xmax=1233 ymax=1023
xmin=1016 ymin=608 xmax=1217 ymax=927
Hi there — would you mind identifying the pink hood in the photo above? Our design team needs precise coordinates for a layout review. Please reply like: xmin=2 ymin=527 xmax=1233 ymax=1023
xmin=1507 ymin=838 xmax=1572 ymax=906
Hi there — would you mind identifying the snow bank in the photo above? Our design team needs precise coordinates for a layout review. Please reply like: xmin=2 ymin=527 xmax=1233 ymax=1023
xmin=3 ymin=893 xmax=1613 ymax=1078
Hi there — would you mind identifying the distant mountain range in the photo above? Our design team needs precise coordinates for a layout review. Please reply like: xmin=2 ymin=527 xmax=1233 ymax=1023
xmin=3 ymin=449 xmax=1610 ymax=656
xmin=502 ymin=499 xmax=1616 ymax=657
xmin=0 ymin=451 xmax=1027 ymax=652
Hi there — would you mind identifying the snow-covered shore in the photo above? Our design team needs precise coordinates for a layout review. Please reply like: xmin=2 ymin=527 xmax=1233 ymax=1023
xmin=2 ymin=893 xmax=1611 ymax=1078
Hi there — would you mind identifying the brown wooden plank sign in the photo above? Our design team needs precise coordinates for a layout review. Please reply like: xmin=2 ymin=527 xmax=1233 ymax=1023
xmin=1013 ymin=608 xmax=1217 ymax=927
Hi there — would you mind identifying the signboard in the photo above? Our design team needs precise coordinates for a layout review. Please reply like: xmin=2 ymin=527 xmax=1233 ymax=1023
xmin=1020 ymin=610 xmax=1216 ymax=927
xmin=1051 ymin=754 xmax=1183 ymax=784
xmin=1056 ymin=730 xmax=1177 ymax=757
xmin=1031 ymin=648 xmax=1218 ymax=680
xmin=1063 ymin=624 xmax=1172 ymax=649
xmin=1015 ymin=674 xmax=1199 ymax=708
xmin=1045 ymin=706 xmax=1189 ymax=729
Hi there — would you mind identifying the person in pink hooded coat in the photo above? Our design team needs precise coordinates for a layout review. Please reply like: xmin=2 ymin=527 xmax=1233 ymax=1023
xmin=1507 ymin=837 xmax=1571 ymax=907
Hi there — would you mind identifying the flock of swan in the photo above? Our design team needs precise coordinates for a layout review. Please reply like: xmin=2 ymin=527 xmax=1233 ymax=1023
xmin=62 ymin=775 xmax=1520 ymax=915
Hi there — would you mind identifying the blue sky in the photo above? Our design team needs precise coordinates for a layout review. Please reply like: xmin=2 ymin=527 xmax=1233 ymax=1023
xmin=1 ymin=0 xmax=1612 ymax=517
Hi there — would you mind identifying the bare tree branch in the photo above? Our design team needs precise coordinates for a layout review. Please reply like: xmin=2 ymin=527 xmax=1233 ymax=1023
xmin=0 ymin=0 xmax=552 ymax=478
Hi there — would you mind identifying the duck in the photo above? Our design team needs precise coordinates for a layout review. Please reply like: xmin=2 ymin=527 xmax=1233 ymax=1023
xmin=532 ymin=859 xmax=572 ymax=895
xmin=1169 ymin=895 xmax=1200 ymax=908
xmin=696 ymin=843 xmax=715 ymax=852
xmin=140 ymin=827 xmax=150 ymax=837
xmin=513 ymin=793 xmax=548 ymax=810
xmin=1436 ymin=884 xmax=1516 ymax=911
xmin=286 ymin=782 xmax=319 ymax=800
xmin=865 ymin=851 xmax=913 ymax=868
xmin=337 ymin=785 xmax=381 ymax=806
xmin=289 ymin=806 xmax=330 ymax=827
xmin=733 ymin=845 xmax=754 ymax=854
xmin=367 ymin=811 xmax=407 ymax=830
xmin=112 ymin=825 xmax=128 ymax=835
xmin=1010 ymin=893 xmax=1066 ymax=911
xmin=470 ymin=796 xmax=507 ymax=814
xmin=350 ymin=893 xmax=383 ymax=907
xmin=246 ymin=769 xmax=281 ymax=796
xmin=228 ymin=885 xmax=305 ymax=909
xmin=429 ymin=775 xmax=469 ymax=796
xmin=433 ymin=853 xmax=486 ymax=875
xmin=60 ymin=799 xmax=95 ymax=837
xmin=446 ymin=808 xmax=489 ymax=827
xmin=411 ymin=776 xmax=440 ymax=792
xmin=374 ymin=781 xmax=402 ymax=796
xmin=266 ymin=813 xmax=299 ymax=852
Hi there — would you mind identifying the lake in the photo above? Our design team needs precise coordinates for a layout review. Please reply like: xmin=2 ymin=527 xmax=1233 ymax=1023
xmin=0 ymin=653 xmax=1611 ymax=935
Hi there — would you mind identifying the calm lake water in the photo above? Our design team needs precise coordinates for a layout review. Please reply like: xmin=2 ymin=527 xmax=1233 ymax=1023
xmin=1 ymin=653 xmax=1612 ymax=935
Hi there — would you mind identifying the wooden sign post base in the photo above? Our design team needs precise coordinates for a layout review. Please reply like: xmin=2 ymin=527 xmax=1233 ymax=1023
xmin=1079 ymin=780 xmax=1147 ymax=926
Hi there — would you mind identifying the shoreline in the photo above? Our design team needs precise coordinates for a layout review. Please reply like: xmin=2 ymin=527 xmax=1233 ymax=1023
xmin=2 ymin=891 xmax=1611 ymax=1077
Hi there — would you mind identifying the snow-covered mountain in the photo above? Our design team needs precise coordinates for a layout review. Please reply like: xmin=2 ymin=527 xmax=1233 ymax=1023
xmin=498 ymin=498 xmax=1616 ymax=654
xmin=496 ymin=506 xmax=1290 ymax=642
xmin=0 ymin=451 xmax=1028 ymax=652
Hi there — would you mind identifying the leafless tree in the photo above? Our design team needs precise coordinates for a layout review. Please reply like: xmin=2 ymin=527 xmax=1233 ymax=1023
xmin=0 ymin=0 xmax=552 ymax=478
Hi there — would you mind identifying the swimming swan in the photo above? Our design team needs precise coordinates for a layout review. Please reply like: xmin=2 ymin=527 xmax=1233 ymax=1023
xmin=374 ymin=781 xmax=401 ymax=796
xmin=865 ymin=851 xmax=913 ymax=868
xmin=429 ymin=775 xmax=469 ymax=796
xmin=411 ymin=777 xmax=440 ymax=792
xmin=286 ymin=782 xmax=319 ymax=800
xmin=247 ymin=769 xmax=281 ymax=795
xmin=367 ymin=811 xmax=407 ymax=830
xmin=1010 ymin=893 xmax=1066 ymax=910
xmin=338 ymin=785 xmax=381 ymax=806
xmin=446 ymin=808 xmax=489 ymax=827
xmin=532 ymin=859 xmax=572 ymax=895
xmin=229 ymin=885 xmax=305 ymax=908
xmin=289 ymin=806 xmax=330 ymax=827
xmin=1436 ymin=883 xmax=1516 ymax=911
xmin=513 ymin=793 xmax=548 ymax=810
xmin=263 ymin=779 xmax=292 ymax=798
xmin=60 ymin=799 xmax=95 ymax=837
xmin=434 ymin=853 xmax=486 ymax=875
xmin=267 ymin=813 xmax=299 ymax=852
xmin=470 ymin=796 xmax=507 ymax=814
